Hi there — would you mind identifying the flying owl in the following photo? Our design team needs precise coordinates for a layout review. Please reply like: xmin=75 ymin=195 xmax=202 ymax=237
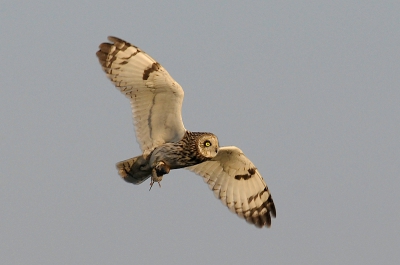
xmin=96 ymin=37 xmax=276 ymax=228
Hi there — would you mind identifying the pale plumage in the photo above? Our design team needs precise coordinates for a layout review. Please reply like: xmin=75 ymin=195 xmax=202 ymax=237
xmin=96 ymin=36 xmax=276 ymax=228
xmin=97 ymin=37 xmax=185 ymax=157
xmin=188 ymin=147 xmax=276 ymax=228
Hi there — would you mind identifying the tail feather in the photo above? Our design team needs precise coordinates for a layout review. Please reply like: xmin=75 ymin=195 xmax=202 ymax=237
xmin=116 ymin=155 xmax=152 ymax=185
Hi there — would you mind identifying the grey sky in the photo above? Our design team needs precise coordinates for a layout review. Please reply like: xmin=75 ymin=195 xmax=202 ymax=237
xmin=1 ymin=1 xmax=399 ymax=264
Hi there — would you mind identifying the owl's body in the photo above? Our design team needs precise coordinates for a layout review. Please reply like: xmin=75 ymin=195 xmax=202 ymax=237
xmin=116 ymin=131 xmax=218 ymax=187
xmin=149 ymin=131 xmax=219 ymax=169
xmin=97 ymin=37 xmax=276 ymax=228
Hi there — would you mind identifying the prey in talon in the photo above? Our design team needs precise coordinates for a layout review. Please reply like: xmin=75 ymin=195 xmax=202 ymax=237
xmin=149 ymin=161 xmax=170 ymax=190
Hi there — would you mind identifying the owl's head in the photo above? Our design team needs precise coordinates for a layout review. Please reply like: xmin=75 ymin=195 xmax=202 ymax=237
xmin=196 ymin=133 xmax=219 ymax=159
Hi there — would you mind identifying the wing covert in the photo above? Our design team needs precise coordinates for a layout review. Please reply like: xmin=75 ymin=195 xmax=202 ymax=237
xmin=96 ymin=37 xmax=186 ymax=155
xmin=187 ymin=146 xmax=276 ymax=228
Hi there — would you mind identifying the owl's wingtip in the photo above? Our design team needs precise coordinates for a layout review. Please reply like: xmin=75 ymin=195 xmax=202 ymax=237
xmin=107 ymin=36 xmax=122 ymax=43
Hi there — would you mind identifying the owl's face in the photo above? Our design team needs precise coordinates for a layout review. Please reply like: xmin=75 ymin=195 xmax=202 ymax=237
xmin=196 ymin=134 xmax=219 ymax=159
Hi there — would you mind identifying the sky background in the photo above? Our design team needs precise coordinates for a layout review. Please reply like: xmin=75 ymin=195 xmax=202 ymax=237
xmin=1 ymin=1 xmax=399 ymax=264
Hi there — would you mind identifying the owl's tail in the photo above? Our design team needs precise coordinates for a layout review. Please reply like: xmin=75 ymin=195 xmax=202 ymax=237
xmin=116 ymin=155 xmax=152 ymax=185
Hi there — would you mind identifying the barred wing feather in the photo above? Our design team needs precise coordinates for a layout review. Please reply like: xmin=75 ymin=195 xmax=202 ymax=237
xmin=96 ymin=37 xmax=186 ymax=155
xmin=187 ymin=146 xmax=276 ymax=228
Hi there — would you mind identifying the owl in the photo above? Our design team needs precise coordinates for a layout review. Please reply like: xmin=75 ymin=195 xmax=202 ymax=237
xmin=96 ymin=37 xmax=276 ymax=228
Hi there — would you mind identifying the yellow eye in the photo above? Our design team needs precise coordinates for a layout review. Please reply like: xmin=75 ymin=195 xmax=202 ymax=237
xmin=204 ymin=140 xmax=211 ymax=147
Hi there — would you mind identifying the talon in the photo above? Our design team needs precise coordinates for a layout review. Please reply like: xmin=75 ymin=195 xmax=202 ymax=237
xmin=150 ymin=164 xmax=165 ymax=191
xmin=149 ymin=180 xmax=155 ymax=191
xmin=148 ymin=161 xmax=170 ymax=191
xmin=149 ymin=178 xmax=162 ymax=191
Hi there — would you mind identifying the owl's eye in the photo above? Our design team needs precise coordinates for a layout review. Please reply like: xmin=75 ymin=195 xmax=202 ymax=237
xmin=204 ymin=140 xmax=212 ymax=147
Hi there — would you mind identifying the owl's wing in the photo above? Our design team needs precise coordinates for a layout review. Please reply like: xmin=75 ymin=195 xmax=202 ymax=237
xmin=96 ymin=37 xmax=186 ymax=154
xmin=187 ymin=146 xmax=276 ymax=228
